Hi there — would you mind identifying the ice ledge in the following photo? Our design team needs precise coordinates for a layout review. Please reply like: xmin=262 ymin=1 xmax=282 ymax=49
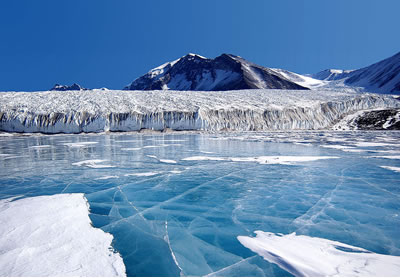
xmin=0 ymin=89 xmax=399 ymax=133
xmin=238 ymin=231 xmax=400 ymax=277
xmin=0 ymin=194 xmax=126 ymax=277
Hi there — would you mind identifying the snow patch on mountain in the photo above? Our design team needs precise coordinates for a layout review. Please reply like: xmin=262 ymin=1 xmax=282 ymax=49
xmin=272 ymin=68 xmax=327 ymax=88
xmin=311 ymin=69 xmax=354 ymax=81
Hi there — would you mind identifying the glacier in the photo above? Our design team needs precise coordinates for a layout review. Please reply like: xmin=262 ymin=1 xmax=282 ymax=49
xmin=0 ymin=89 xmax=399 ymax=133
xmin=0 ymin=131 xmax=399 ymax=276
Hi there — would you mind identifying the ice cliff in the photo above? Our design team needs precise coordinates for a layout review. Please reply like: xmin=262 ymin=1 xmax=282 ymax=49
xmin=0 ymin=89 xmax=399 ymax=133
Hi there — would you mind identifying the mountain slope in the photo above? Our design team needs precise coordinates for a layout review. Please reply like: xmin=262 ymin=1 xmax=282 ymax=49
xmin=345 ymin=51 xmax=400 ymax=93
xmin=124 ymin=53 xmax=309 ymax=91
xmin=312 ymin=52 xmax=400 ymax=93
xmin=271 ymin=68 xmax=326 ymax=88
xmin=311 ymin=69 xmax=354 ymax=81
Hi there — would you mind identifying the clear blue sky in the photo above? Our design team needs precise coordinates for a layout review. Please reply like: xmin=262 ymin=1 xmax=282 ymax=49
xmin=0 ymin=0 xmax=399 ymax=91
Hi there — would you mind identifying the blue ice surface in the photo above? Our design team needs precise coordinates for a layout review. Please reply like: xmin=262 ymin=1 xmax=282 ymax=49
xmin=0 ymin=131 xmax=399 ymax=276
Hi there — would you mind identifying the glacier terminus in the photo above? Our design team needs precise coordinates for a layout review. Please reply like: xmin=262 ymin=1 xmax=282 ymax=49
xmin=1 ymin=89 xmax=399 ymax=134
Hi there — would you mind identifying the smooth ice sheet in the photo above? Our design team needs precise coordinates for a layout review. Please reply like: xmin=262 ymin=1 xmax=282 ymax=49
xmin=0 ymin=131 xmax=399 ymax=277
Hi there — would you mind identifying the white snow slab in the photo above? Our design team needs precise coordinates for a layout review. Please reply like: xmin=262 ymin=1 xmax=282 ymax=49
xmin=147 ymin=155 xmax=177 ymax=164
xmin=0 ymin=194 xmax=126 ymax=276
xmin=159 ymin=159 xmax=177 ymax=164
xmin=354 ymin=142 xmax=398 ymax=147
xmin=72 ymin=159 xmax=115 ymax=168
xmin=182 ymin=156 xmax=226 ymax=161
xmin=380 ymin=166 xmax=400 ymax=173
xmin=371 ymin=155 xmax=400 ymax=160
xmin=63 ymin=142 xmax=98 ymax=147
xmin=28 ymin=145 xmax=53 ymax=149
xmin=320 ymin=144 xmax=355 ymax=150
xmin=95 ymin=175 xmax=119 ymax=180
xmin=182 ymin=156 xmax=338 ymax=165
xmin=124 ymin=172 xmax=161 ymax=177
xmin=121 ymin=147 xmax=142 ymax=151
xmin=238 ymin=231 xmax=400 ymax=277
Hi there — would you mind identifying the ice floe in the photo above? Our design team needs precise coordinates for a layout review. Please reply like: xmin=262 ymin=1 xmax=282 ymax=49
xmin=28 ymin=144 xmax=53 ymax=149
xmin=238 ymin=231 xmax=400 ymax=277
xmin=147 ymin=155 xmax=177 ymax=164
xmin=95 ymin=175 xmax=119 ymax=180
xmin=371 ymin=155 xmax=400 ymax=160
xmin=169 ymin=170 xmax=183 ymax=174
xmin=63 ymin=141 xmax=99 ymax=147
xmin=121 ymin=147 xmax=142 ymax=151
xmin=354 ymin=142 xmax=398 ymax=147
xmin=72 ymin=159 xmax=115 ymax=168
xmin=124 ymin=172 xmax=161 ymax=177
xmin=0 ymin=194 xmax=126 ymax=276
xmin=320 ymin=144 xmax=355 ymax=150
xmin=181 ymin=156 xmax=226 ymax=161
xmin=380 ymin=166 xmax=400 ymax=173
xmin=182 ymin=156 xmax=338 ymax=165
xmin=160 ymin=159 xmax=177 ymax=164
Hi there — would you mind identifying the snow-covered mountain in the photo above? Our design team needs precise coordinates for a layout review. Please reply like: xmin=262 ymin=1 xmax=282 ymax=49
xmin=124 ymin=53 xmax=309 ymax=91
xmin=312 ymin=52 xmax=400 ymax=93
xmin=124 ymin=51 xmax=400 ymax=94
xmin=311 ymin=69 xmax=354 ymax=81
xmin=345 ymin=52 xmax=400 ymax=93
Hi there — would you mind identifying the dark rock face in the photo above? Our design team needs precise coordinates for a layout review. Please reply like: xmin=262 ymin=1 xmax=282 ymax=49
xmin=354 ymin=109 xmax=400 ymax=130
xmin=124 ymin=53 xmax=309 ymax=91
xmin=50 ymin=83 xmax=85 ymax=91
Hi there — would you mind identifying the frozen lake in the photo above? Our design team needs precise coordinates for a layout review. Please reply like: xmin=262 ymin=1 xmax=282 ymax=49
xmin=0 ymin=131 xmax=400 ymax=276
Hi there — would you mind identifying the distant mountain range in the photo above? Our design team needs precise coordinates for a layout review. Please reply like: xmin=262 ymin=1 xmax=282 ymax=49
xmin=53 ymin=51 xmax=400 ymax=94
xmin=124 ymin=51 xmax=400 ymax=94
xmin=310 ymin=69 xmax=354 ymax=81
xmin=124 ymin=53 xmax=308 ymax=91
xmin=50 ymin=83 xmax=86 ymax=91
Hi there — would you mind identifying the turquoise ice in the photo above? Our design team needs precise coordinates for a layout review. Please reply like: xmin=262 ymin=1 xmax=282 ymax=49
xmin=0 ymin=131 xmax=399 ymax=276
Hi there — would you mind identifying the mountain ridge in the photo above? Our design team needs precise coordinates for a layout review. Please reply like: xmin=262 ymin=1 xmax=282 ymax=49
xmin=124 ymin=53 xmax=309 ymax=91
xmin=48 ymin=51 xmax=400 ymax=94
xmin=311 ymin=51 xmax=400 ymax=93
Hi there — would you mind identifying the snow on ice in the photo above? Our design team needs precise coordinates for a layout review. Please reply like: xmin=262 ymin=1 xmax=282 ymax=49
xmin=0 ymin=194 xmax=126 ymax=276
xmin=238 ymin=231 xmax=400 ymax=277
